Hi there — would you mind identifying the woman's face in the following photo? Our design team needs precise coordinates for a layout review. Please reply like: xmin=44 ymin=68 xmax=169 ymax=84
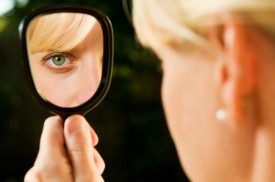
xmin=154 ymin=45 xmax=255 ymax=181
xmin=29 ymin=21 xmax=103 ymax=108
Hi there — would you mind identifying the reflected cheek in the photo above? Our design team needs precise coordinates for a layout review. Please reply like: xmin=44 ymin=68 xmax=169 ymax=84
xmin=68 ymin=70 xmax=101 ymax=106
xmin=74 ymin=79 xmax=98 ymax=104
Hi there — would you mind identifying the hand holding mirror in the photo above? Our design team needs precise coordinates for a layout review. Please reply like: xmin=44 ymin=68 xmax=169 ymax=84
xmin=19 ymin=5 xmax=113 ymax=119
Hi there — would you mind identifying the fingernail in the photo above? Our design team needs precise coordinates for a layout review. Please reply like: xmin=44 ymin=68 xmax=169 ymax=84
xmin=66 ymin=118 xmax=86 ymax=133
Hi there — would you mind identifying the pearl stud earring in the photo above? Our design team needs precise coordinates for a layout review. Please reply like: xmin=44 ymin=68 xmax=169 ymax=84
xmin=216 ymin=108 xmax=227 ymax=121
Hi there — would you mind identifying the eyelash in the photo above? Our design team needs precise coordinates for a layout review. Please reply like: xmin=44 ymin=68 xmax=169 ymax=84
xmin=42 ymin=52 xmax=76 ymax=73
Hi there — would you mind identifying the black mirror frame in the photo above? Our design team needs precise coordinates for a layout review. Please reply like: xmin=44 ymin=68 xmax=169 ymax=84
xmin=18 ymin=5 xmax=113 ymax=119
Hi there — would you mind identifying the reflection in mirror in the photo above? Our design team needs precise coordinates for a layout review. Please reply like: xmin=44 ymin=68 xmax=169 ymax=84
xmin=27 ymin=12 xmax=103 ymax=108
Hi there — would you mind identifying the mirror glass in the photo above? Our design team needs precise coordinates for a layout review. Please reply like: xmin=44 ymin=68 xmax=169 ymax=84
xmin=26 ymin=12 xmax=103 ymax=108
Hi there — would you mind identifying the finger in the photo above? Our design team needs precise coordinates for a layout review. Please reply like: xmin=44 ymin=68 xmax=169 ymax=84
xmin=40 ymin=116 xmax=63 ymax=147
xmin=64 ymin=115 xmax=103 ymax=181
xmin=27 ymin=116 xmax=72 ymax=181
xmin=36 ymin=116 xmax=65 ymax=165
xmin=90 ymin=126 xmax=99 ymax=146
xmin=24 ymin=167 xmax=41 ymax=182
xmin=93 ymin=148 xmax=105 ymax=174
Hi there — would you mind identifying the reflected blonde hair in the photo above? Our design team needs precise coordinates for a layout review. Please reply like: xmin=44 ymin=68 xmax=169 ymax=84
xmin=28 ymin=13 xmax=97 ymax=53
xmin=133 ymin=0 xmax=275 ymax=53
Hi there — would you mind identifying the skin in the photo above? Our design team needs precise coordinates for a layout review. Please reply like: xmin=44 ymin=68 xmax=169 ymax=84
xmin=156 ymin=45 xmax=255 ymax=181
xmin=29 ymin=20 xmax=103 ymax=108
xmin=153 ymin=19 xmax=275 ymax=181
xmin=26 ymin=10 xmax=275 ymax=182
xmin=25 ymin=16 xmax=105 ymax=181
xmin=24 ymin=115 xmax=105 ymax=182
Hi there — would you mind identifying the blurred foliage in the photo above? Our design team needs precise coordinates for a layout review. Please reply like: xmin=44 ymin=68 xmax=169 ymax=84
xmin=0 ymin=0 xmax=189 ymax=181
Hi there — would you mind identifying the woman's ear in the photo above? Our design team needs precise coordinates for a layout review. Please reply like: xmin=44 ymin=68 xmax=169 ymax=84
xmin=213 ymin=18 xmax=257 ymax=125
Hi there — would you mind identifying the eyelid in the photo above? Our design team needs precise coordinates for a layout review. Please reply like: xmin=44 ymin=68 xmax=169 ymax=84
xmin=42 ymin=52 xmax=76 ymax=62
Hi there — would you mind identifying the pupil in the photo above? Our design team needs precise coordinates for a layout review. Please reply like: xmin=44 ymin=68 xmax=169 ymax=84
xmin=53 ymin=56 xmax=65 ymax=66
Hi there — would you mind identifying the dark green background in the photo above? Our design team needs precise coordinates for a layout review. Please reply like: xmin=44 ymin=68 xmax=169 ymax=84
xmin=0 ymin=0 xmax=189 ymax=181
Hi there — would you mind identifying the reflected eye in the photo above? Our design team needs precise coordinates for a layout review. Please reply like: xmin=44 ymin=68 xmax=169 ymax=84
xmin=42 ymin=52 xmax=76 ymax=73
xmin=48 ymin=55 xmax=69 ymax=67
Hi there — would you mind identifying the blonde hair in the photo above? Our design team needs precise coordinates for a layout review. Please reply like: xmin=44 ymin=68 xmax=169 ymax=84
xmin=133 ymin=0 xmax=275 ymax=53
xmin=28 ymin=13 xmax=98 ymax=53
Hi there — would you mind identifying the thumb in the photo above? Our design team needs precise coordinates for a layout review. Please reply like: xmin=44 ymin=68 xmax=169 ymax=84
xmin=64 ymin=115 xmax=104 ymax=181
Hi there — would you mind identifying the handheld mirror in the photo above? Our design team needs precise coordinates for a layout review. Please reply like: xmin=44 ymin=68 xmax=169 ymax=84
xmin=19 ymin=6 xmax=113 ymax=119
